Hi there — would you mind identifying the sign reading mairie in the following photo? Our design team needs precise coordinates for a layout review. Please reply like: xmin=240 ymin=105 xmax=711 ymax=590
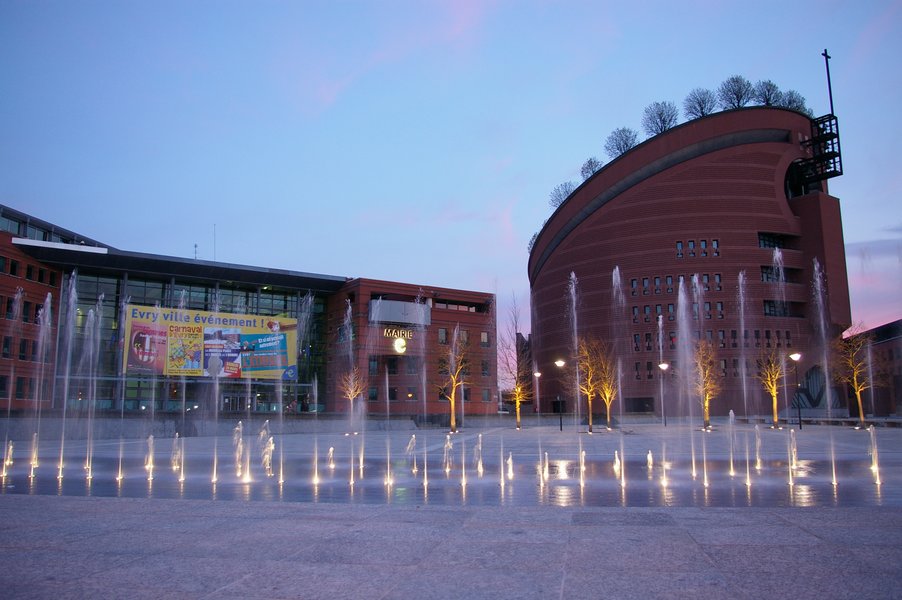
xmin=383 ymin=328 xmax=414 ymax=340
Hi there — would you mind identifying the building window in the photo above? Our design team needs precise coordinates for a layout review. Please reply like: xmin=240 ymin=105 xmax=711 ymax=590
xmin=0 ymin=376 xmax=6 ymax=397
xmin=714 ymin=273 xmax=722 ymax=290
xmin=643 ymin=305 xmax=651 ymax=322
xmin=482 ymin=389 xmax=491 ymax=403
xmin=644 ymin=333 xmax=652 ymax=351
xmin=406 ymin=387 xmax=417 ymax=400
xmin=438 ymin=328 xmax=448 ymax=344
xmin=718 ymin=330 xmax=726 ymax=348
xmin=669 ymin=332 xmax=676 ymax=350
xmin=15 ymin=377 xmax=26 ymax=399
xmin=642 ymin=278 xmax=650 ymax=294
xmin=676 ymin=242 xmax=683 ymax=258
xmin=18 ymin=339 xmax=27 ymax=360
xmin=49 ymin=272 xmax=57 ymax=287
xmin=388 ymin=387 xmax=398 ymax=401
xmin=386 ymin=356 xmax=398 ymax=375
xmin=716 ymin=302 xmax=724 ymax=318
xmin=701 ymin=273 xmax=710 ymax=290
xmin=25 ymin=265 xmax=34 ymax=280
xmin=460 ymin=330 xmax=469 ymax=344
xmin=654 ymin=276 xmax=661 ymax=293
xmin=704 ymin=302 xmax=711 ymax=319
xmin=9 ymin=260 xmax=18 ymax=277
xmin=688 ymin=240 xmax=696 ymax=256
xmin=630 ymin=278 xmax=638 ymax=296
xmin=731 ymin=330 xmax=738 ymax=348
xmin=406 ymin=356 xmax=419 ymax=375
xmin=700 ymin=239 xmax=707 ymax=256
xmin=634 ymin=362 xmax=641 ymax=380
xmin=462 ymin=388 xmax=471 ymax=402
xmin=633 ymin=334 xmax=640 ymax=351
xmin=2 ymin=336 xmax=10 ymax=359
xmin=38 ymin=269 xmax=46 ymax=284
xmin=369 ymin=357 xmax=378 ymax=376
xmin=666 ymin=275 xmax=673 ymax=292
xmin=368 ymin=387 xmax=378 ymax=401
xmin=481 ymin=360 xmax=490 ymax=376
xmin=480 ymin=331 xmax=490 ymax=347
xmin=712 ymin=239 xmax=720 ymax=256
xmin=632 ymin=306 xmax=639 ymax=323
xmin=667 ymin=304 xmax=674 ymax=321
xmin=758 ymin=232 xmax=786 ymax=249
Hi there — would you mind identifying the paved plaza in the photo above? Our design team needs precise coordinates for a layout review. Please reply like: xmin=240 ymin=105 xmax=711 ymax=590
xmin=1 ymin=422 xmax=901 ymax=599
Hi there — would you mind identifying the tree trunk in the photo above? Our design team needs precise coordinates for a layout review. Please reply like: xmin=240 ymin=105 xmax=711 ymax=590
xmin=771 ymin=391 xmax=779 ymax=429
xmin=703 ymin=396 xmax=710 ymax=429
xmin=449 ymin=395 xmax=457 ymax=433
xmin=856 ymin=390 xmax=865 ymax=426
xmin=606 ymin=402 xmax=612 ymax=428
xmin=587 ymin=397 xmax=593 ymax=433
xmin=515 ymin=400 xmax=521 ymax=430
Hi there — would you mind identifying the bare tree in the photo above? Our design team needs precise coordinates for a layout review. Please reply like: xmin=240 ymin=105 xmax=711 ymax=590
xmin=755 ymin=347 xmax=784 ymax=429
xmin=604 ymin=127 xmax=639 ymax=159
xmin=338 ymin=365 xmax=367 ymax=417
xmin=833 ymin=325 xmax=888 ymax=427
xmin=753 ymin=80 xmax=783 ymax=106
xmin=527 ymin=231 xmax=538 ymax=254
xmin=694 ymin=340 xmax=721 ymax=429
xmin=683 ymin=87 xmax=718 ymax=119
xmin=437 ymin=325 xmax=469 ymax=433
xmin=779 ymin=90 xmax=813 ymax=116
xmin=576 ymin=337 xmax=601 ymax=433
xmin=498 ymin=295 xmax=533 ymax=430
xmin=717 ymin=75 xmax=753 ymax=109
xmin=580 ymin=157 xmax=603 ymax=181
xmin=641 ymin=100 xmax=679 ymax=136
xmin=549 ymin=181 xmax=576 ymax=208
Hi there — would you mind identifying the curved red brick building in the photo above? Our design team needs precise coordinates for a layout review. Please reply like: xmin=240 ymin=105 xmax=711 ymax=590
xmin=528 ymin=107 xmax=851 ymax=420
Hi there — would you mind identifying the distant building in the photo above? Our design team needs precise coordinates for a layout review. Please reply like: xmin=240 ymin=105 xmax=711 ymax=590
xmin=528 ymin=107 xmax=850 ymax=420
xmin=856 ymin=319 xmax=902 ymax=417
xmin=0 ymin=205 xmax=496 ymax=422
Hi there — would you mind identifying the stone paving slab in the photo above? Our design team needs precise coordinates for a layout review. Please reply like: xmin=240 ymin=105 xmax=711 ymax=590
xmin=1 ymin=494 xmax=901 ymax=599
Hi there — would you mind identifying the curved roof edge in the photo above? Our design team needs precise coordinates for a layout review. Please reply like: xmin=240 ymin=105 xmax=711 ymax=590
xmin=528 ymin=107 xmax=812 ymax=284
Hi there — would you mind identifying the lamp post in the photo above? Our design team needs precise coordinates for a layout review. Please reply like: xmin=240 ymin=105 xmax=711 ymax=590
xmin=658 ymin=362 xmax=669 ymax=427
xmin=789 ymin=352 xmax=802 ymax=430
xmin=554 ymin=359 xmax=566 ymax=431
xmin=533 ymin=371 xmax=541 ymax=414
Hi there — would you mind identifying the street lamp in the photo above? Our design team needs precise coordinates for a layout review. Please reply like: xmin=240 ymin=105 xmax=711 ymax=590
xmin=554 ymin=359 xmax=566 ymax=431
xmin=533 ymin=371 xmax=541 ymax=413
xmin=658 ymin=362 xmax=669 ymax=427
xmin=789 ymin=352 xmax=802 ymax=430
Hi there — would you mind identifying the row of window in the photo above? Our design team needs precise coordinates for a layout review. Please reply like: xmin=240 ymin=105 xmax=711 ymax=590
xmin=635 ymin=357 xmax=790 ymax=380
xmin=632 ymin=300 xmax=726 ymax=323
xmin=437 ymin=328 xmax=491 ymax=347
xmin=630 ymin=273 xmax=723 ymax=296
xmin=675 ymin=239 xmax=720 ymax=259
xmin=366 ymin=386 xmax=494 ymax=403
xmin=0 ymin=214 xmax=80 ymax=244
xmin=369 ymin=355 xmax=492 ymax=377
xmin=0 ymin=376 xmax=39 ymax=399
xmin=3 ymin=297 xmax=46 ymax=323
xmin=1 ymin=336 xmax=51 ymax=362
xmin=631 ymin=329 xmax=793 ymax=352
xmin=0 ymin=256 xmax=58 ymax=286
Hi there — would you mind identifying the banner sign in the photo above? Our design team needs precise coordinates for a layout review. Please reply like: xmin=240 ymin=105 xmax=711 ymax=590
xmin=123 ymin=304 xmax=297 ymax=380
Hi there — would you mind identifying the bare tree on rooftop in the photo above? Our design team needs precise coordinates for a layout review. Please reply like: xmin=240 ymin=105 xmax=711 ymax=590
xmin=717 ymin=75 xmax=753 ymax=109
xmin=580 ymin=157 xmax=603 ymax=181
xmin=753 ymin=80 xmax=783 ymax=106
xmin=604 ymin=127 xmax=639 ymax=159
xmin=683 ymin=87 xmax=718 ymax=119
xmin=549 ymin=181 xmax=576 ymax=208
xmin=642 ymin=100 xmax=679 ymax=136
xmin=779 ymin=90 xmax=813 ymax=116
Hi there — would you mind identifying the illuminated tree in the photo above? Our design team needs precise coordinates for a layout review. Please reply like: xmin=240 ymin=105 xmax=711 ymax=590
xmin=577 ymin=336 xmax=617 ymax=431
xmin=438 ymin=326 xmax=468 ymax=433
xmin=755 ymin=347 xmax=784 ymax=429
xmin=338 ymin=365 xmax=367 ymax=417
xmin=833 ymin=326 xmax=887 ymax=427
xmin=694 ymin=340 xmax=721 ymax=429
xmin=498 ymin=296 xmax=532 ymax=430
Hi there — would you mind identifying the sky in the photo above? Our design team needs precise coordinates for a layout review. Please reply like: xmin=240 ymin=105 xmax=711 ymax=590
xmin=1 ymin=0 xmax=900 ymax=332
